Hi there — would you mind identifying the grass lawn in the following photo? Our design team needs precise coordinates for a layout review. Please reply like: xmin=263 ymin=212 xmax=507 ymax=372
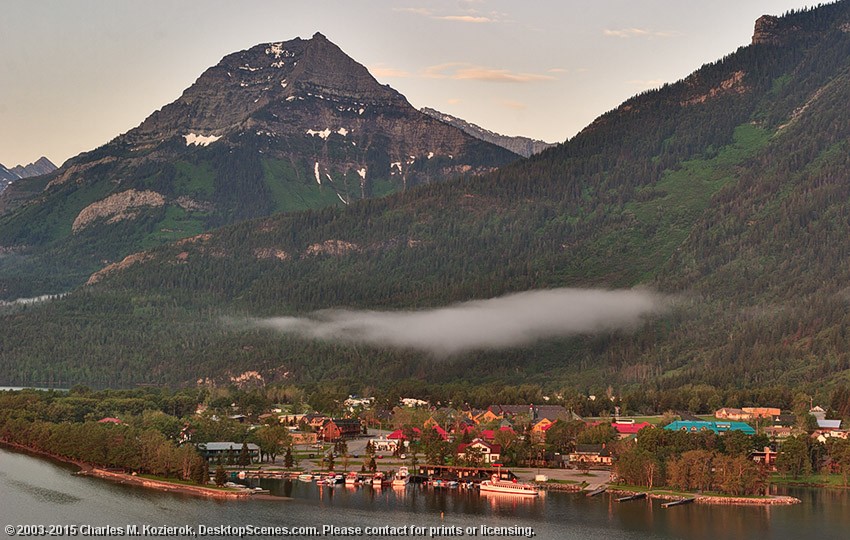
xmin=608 ymin=484 xmax=770 ymax=499
xmin=137 ymin=474 xmax=238 ymax=491
xmin=545 ymin=479 xmax=583 ymax=486
xmin=770 ymin=473 xmax=848 ymax=487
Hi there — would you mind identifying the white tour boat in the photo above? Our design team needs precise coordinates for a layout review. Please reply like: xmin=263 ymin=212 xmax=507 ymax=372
xmin=392 ymin=466 xmax=410 ymax=487
xmin=478 ymin=474 xmax=539 ymax=497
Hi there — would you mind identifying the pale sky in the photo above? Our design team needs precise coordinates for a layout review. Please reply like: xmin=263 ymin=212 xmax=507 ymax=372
xmin=0 ymin=0 xmax=820 ymax=168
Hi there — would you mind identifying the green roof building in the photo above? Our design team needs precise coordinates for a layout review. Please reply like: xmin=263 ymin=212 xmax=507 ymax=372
xmin=664 ymin=420 xmax=755 ymax=436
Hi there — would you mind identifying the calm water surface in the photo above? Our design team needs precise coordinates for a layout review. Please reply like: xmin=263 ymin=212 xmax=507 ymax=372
xmin=1 ymin=447 xmax=849 ymax=539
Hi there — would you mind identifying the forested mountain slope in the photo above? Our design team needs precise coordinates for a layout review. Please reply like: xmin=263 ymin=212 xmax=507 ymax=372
xmin=3 ymin=4 xmax=850 ymax=406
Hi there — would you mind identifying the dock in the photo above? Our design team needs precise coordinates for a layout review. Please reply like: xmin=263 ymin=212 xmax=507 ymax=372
xmin=661 ymin=497 xmax=696 ymax=508
xmin=616 ymin=492 xmax=647 ymax=502
xmin=586 ymin=486 xmax=607 ymax=497
xmin=416 ymin=464 xmax=517 ymax=483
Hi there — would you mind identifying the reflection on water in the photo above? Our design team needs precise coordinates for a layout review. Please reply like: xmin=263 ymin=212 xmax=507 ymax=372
xmin=2 ymin=446 xmax=850 ymax=540
xmin=6 ymin=477 xmax=83 ymax=505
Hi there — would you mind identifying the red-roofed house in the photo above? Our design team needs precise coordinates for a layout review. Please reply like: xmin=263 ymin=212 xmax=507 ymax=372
xmin=432 ymin=425 xmax=449 ymax=441
xmin=612 ymin=421 xmax=652 ymax=439
xmin=456 ymin=438 xmax=502 ymax=464
xmin=480 ymin=426 xmax=515 ymax=442
xmin=451 ymin=423 xmax=476 ymax=438
xmin=530 ymin=418 xmax=556 ymax=442
xmin=387 ymin=428 xmax=422 ymax=441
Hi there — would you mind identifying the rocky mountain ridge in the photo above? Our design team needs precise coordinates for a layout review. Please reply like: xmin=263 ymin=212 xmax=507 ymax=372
xmin=420 ymin=107 xmax=556 ymax=158
xmin=10 ymin=157 xmax=57 ymax=179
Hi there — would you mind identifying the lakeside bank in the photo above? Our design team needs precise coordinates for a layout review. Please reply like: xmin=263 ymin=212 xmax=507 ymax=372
xmin=608 ymin=486 xmax=800 ymax=506
xmin=0 ymin=441 xmax=255 ymax=500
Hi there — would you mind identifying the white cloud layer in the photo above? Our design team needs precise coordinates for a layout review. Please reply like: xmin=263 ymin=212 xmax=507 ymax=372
xmin=249 ymin=288 xmax=669 ymax=356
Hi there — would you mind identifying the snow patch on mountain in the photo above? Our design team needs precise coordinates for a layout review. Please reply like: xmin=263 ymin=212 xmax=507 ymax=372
xmin=184 ymin=133 xmax=221 ymax=147
xmin=306 ymin=128 xmax=332 ymax=140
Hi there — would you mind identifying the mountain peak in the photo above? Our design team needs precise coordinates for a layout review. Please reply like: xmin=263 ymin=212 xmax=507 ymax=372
xmin=120 ymin=33 xmax=407 ymax=150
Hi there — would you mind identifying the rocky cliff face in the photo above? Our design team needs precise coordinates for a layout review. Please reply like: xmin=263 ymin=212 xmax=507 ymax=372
xmin=752 ymin=15 xmax=787 ymax=45
xmin=752 ymin=5 xmax=850 ymax=46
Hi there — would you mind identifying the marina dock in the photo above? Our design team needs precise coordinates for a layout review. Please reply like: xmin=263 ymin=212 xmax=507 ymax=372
xmin=616 ymin=492 xmax=647 ymax=502
xmin=661 ymin=497 xmax=696 ymax=508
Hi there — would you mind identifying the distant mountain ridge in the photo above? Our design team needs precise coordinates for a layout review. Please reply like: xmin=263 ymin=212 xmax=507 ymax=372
xmin=420 ymin=107 xmax=556 ymax=158
xmin=10 ymin=157 xmax=57 ymax=179
xmin=0 ymin=33 xmax=517 ymax=295
xmin=0 ymin=157 xmax=56 ymax=193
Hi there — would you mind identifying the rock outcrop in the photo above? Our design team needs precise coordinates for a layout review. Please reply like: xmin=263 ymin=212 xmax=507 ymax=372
xmin=72 ymin=189 xmax=166 ymax=233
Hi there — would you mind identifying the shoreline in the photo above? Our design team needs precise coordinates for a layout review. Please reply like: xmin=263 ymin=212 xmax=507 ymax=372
xmin=0 ymin=441 xmax=279 ymax=501
xmin=607 ymin=487 xmax=800 ymax=506
xmin=78 ymin=468 xmax=251 ymax=500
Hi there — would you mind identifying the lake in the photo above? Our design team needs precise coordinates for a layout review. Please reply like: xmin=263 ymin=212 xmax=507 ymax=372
xmin=2 ymin=446 xmax=849 ymax=539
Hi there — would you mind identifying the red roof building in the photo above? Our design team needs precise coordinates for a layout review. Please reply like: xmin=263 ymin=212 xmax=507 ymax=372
xmin=387 ymin=428 xmax=421 ymax=440
xmin=433 ymin=425 xmax=449 ymax=441
xmin=480 ymin=426 xmax=515 ymax=441
xmin=612 ymin=421 xmax=652 ymax=438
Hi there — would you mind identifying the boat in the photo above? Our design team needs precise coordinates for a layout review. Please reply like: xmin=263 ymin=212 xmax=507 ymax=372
xmin=297 ymin=473 xmax=314 ymax=482
xmin=430 ymin=479 xmax=459 ymax=489
xmin=345 ymin=472 xmax=360 ymax=486
xmin=391 ymin=466 xmax=410 ymax=487
xmin=372 ymin=472 xmax=390 ymax=487
xmin=478 ymin=474 xmax=539 ymax=497
xmin=326 ymin=473 xmax=343 ymax=485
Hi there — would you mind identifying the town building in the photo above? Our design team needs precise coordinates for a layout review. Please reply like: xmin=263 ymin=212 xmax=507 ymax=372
xmin=320 ymin=418 xmax=362 ymax=442
xmin=749 ymin=446 xmax=778 ymax=471
xmin=714 ymin=408 xmax=753 ymax=421
xmin=196 ymin=442 xmax=259 ymax=463
xmin=456 ymin=438 xmax=502 ymax=464
xmin=742 ymin=407 xmax=781 ymax=418
xmin=664 ymin=420 xmax=756 ymax=435
xmin=568 ymin=444 xmax=613 ymax=467
xmin=612 ymin=421 xmax=653 ymax=439
xmin=369 ymin=436 xmax=400 ymax=452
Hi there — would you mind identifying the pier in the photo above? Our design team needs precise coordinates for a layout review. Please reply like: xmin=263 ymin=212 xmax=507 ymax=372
xmin=586 ymin=487 xmax=607 ymax=497
xmin=661 ymin=497 xmax=696 ymax=508
xmin=616 ymin=492 xmax=647 ymax=502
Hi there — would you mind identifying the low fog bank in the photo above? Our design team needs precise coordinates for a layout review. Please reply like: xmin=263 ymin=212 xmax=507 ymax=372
xmin=246 ymin=288 xmax=671 ymax=356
